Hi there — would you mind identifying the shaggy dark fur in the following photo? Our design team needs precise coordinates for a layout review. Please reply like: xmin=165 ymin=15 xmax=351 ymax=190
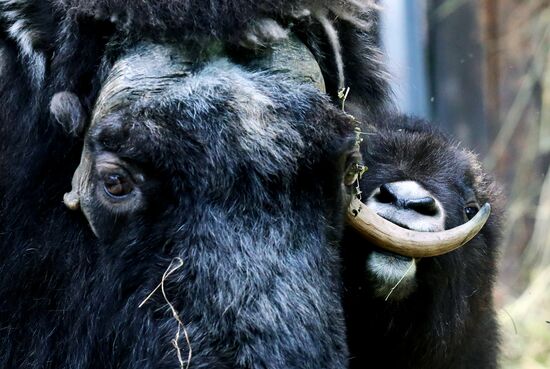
xmin=0 ymin=41 xmax=354 ymax=369
xmin=1 ymin=53 xmax=357 ymax=369
xmin=343 ymin=114 xmax=503 ymax=369
xmin=0 ymin=1 xmax=387 ymax=368
xmin=0 ymin=0 xmax=389 ymax=114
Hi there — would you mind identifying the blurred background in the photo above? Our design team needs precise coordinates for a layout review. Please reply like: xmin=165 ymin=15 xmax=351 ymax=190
xmin=379 ymin=0 xmax=549 ymax=367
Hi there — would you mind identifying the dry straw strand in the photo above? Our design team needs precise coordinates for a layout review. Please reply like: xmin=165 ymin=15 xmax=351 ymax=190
xmin=139 ymin=257 xmax=192 ymax=369
xmin=384 ymin=259 xmax=417 ymax=301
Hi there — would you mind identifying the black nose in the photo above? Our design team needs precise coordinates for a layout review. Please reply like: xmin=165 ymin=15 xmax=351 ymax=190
xmin=376 ymin=183 xmax=398 ymax=204
xmin=375 ymin=183 xmax=440 ymax=216
xmin=404 ymin=197 xmax=438 ymax=216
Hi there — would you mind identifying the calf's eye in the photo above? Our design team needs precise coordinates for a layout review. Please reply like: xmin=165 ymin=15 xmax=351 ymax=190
xmin=103 ymin=173 xmax=134 ymax=198
xmin=464 ymin=204 xmax=480 ymax=220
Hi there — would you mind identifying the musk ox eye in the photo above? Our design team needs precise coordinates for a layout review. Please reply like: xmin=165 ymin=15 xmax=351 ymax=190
xmin=103 ymin=173 xmax=134 ymax=198
xmin=464 ymin=204 xmax=480 ymax=220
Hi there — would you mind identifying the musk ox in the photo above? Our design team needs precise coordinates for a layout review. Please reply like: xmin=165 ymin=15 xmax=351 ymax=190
xmin=343 ymin=114 xmax=503 ymax=369
xmin=0 ymin=1 xmax=496 ymax=368
xmin=0 ymin=1 xmax=391 ymax=368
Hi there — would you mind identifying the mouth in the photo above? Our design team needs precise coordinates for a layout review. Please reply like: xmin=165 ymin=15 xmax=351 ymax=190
xmin=366 ymin=249 xmax=417 ymax=301
xmin=378 ymin=214 xmax=411 ymax=231
xmin=365 ymin=212 xmax=424 ymax=301
xmin=373 ymin=247 xmax=412 ymax=262
xmin=371 ymin=214 xmax=422 ymax=263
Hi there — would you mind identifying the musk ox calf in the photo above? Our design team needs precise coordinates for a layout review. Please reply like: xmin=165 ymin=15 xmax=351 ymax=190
xmin=343 ymin=114 xmax=503 ymax=369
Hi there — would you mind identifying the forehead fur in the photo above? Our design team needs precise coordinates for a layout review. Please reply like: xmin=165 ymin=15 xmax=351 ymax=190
xmin=89 ymin=43 xmax=354 ymax=190
xmin=366 ymin=127 xmax=466 ymax=182
xmin=92 ymin=43 xmax=196 ymax=122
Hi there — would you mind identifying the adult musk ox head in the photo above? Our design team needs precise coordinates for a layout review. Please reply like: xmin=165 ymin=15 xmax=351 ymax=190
xmin=4 ymin=34 xmax=365 ymax=367
xmin=1 ymin=0 xmax=393 ymax=366
xmin=342 ymin=114 xmax=503 ymax=369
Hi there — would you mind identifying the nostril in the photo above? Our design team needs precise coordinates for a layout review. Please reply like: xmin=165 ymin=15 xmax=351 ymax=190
xmin=376 ymin=184 xmax=397 ymax=204
xmin=404 ymin=197 xmax=439 ymax=216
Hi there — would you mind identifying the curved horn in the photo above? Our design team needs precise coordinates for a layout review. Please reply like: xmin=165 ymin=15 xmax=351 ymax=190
xmin=92 ymin=43 xmax=195 ymax=123
xmin=252 ymin=34 xmax=326 ymax=92
xmin=347 ymin=197 xmax=491 ymax=258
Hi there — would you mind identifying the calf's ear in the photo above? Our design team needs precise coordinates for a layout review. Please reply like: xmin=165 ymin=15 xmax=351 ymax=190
xmin=50 ymin=91 xmax=87 ymax=137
